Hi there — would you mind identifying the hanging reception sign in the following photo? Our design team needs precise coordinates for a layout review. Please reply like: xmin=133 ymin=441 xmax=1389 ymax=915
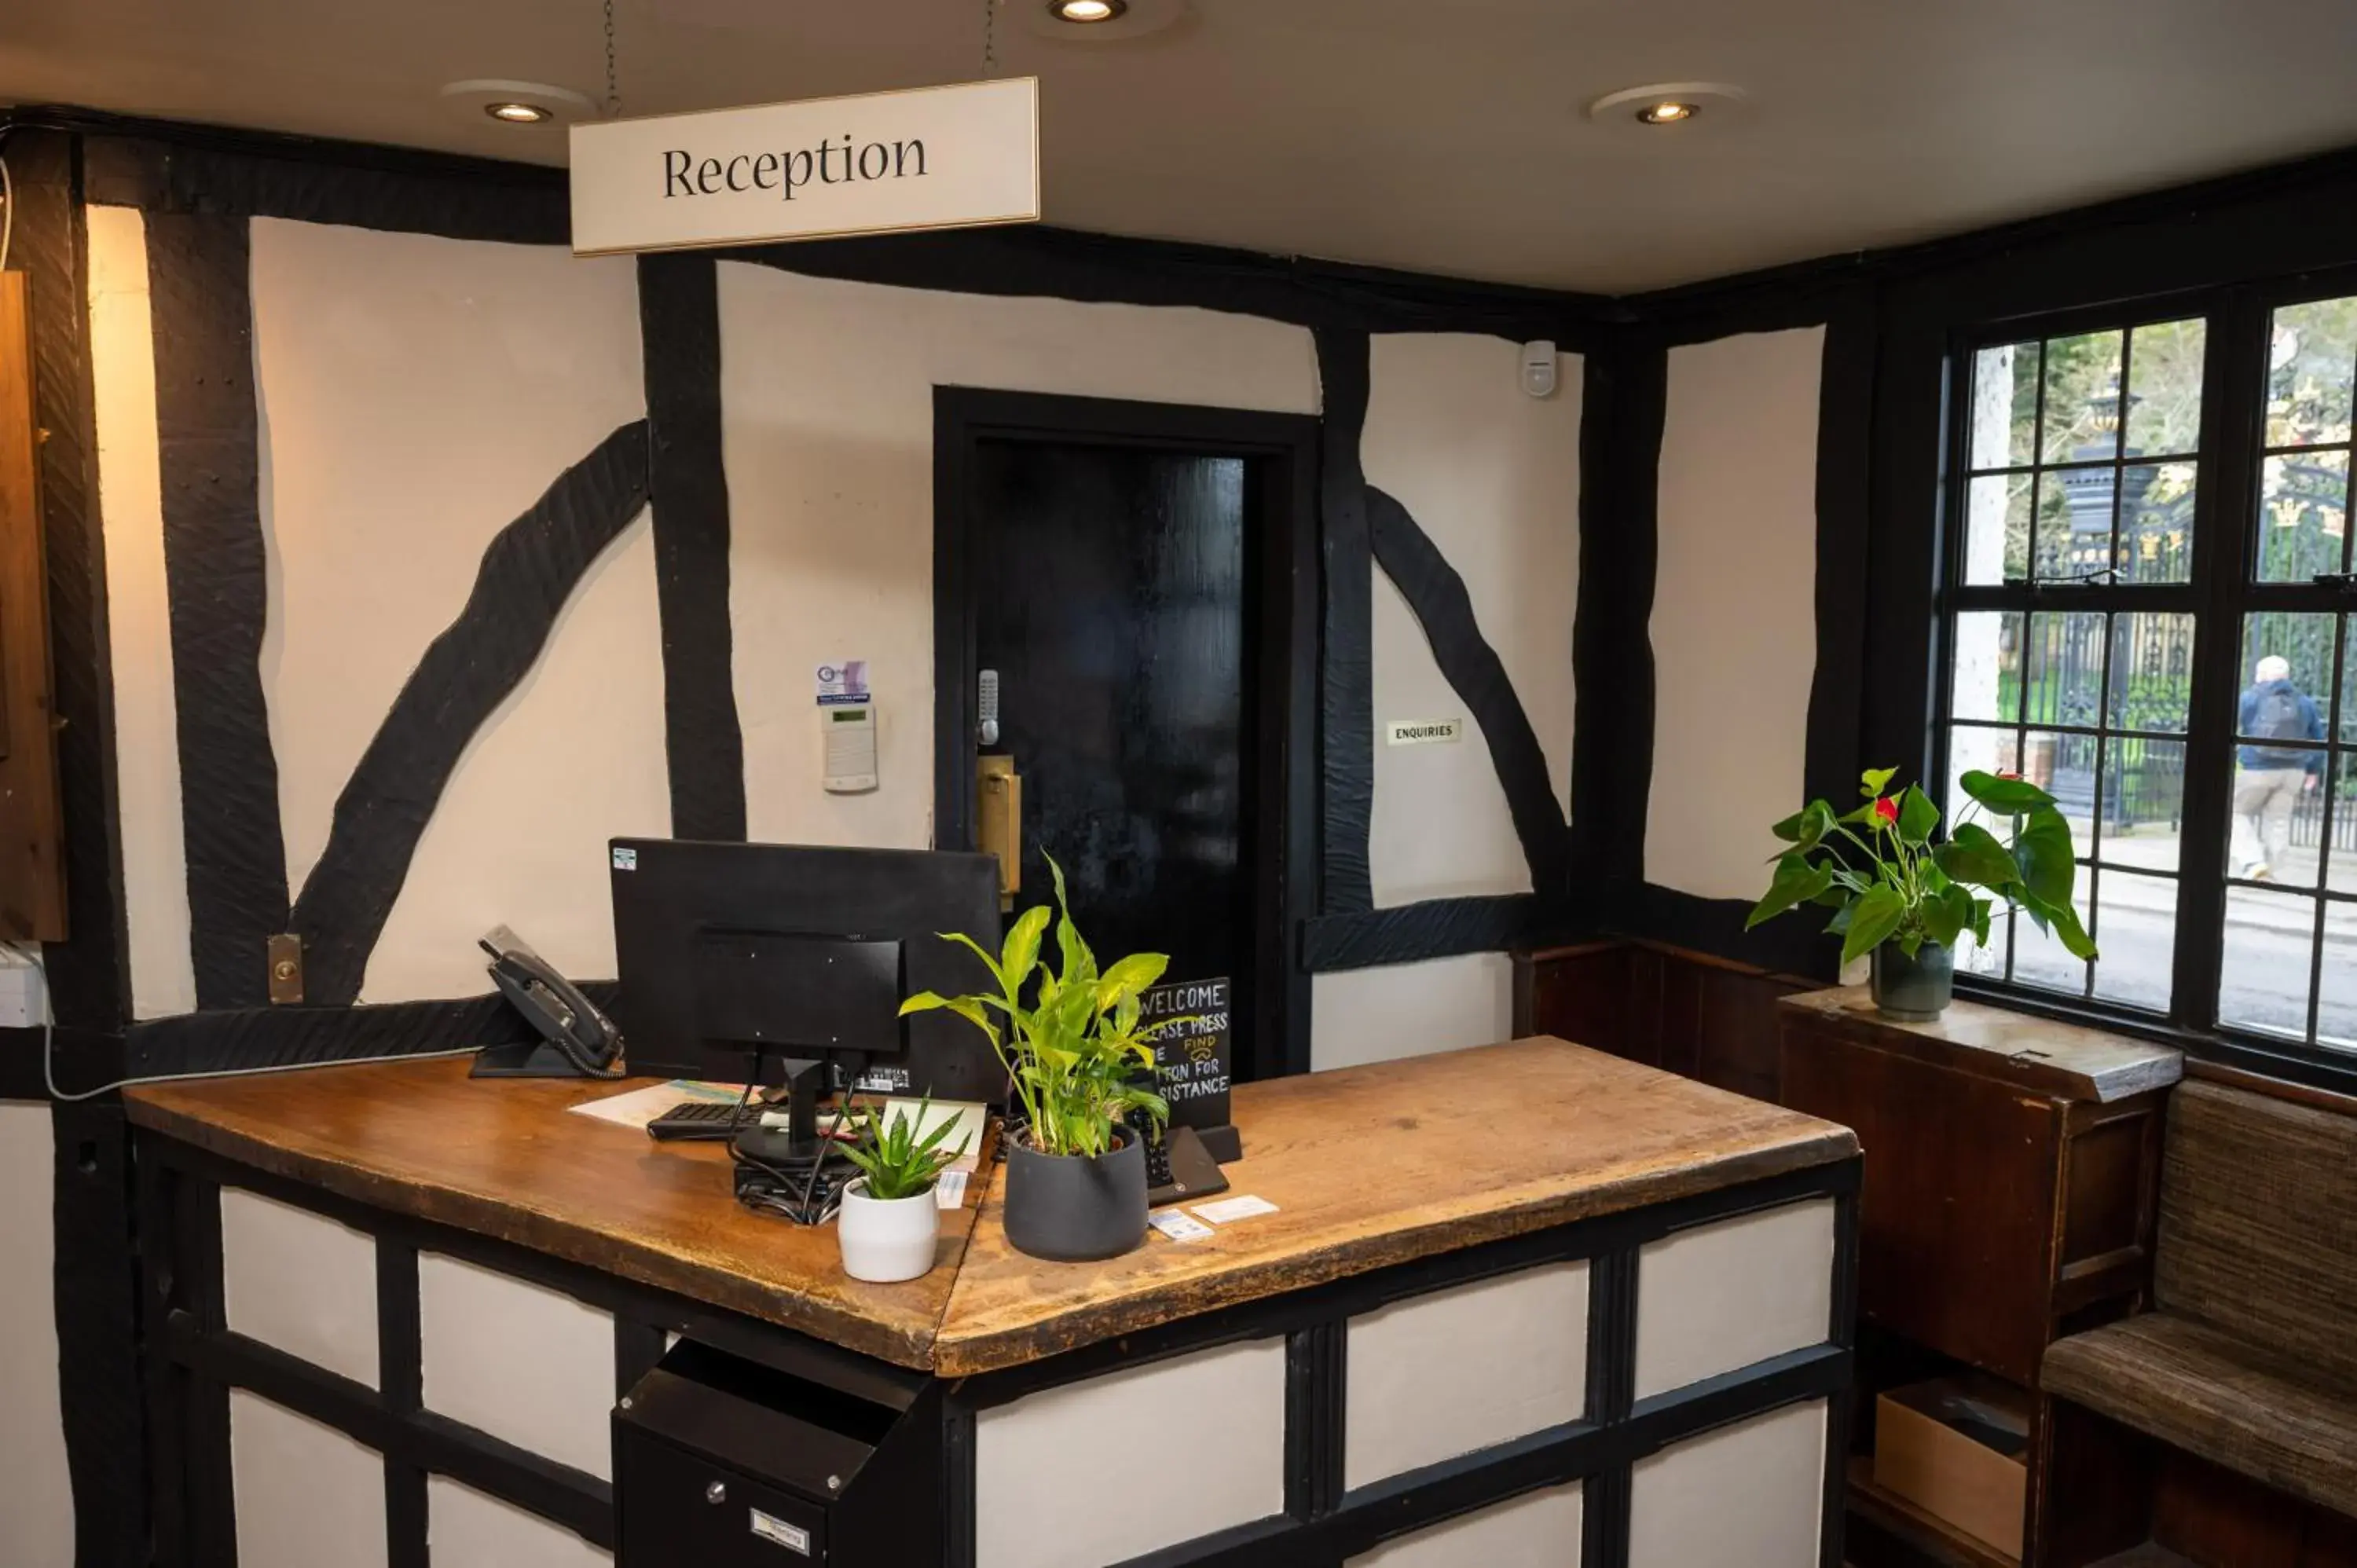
xmin=570 ymin=77 xmax=1040 ymax=256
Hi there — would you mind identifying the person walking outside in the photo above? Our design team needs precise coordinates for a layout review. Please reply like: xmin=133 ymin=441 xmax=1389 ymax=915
xmin=2232 ymin=654 xmax=2327 ymax=880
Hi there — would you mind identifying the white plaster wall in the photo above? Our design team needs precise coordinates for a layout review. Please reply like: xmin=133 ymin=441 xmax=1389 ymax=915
xmin=245 ymin=219 xmax=658 ymax=1002
xmin=975 ymin=1338 xmax=1285 ymax=1568
xmin=1628 ymin=1400 xmax=1827 ymax=1568
xmin=230 ymin=1390 xmax=388 ymax=1568
xmin=429 ymin=1475 xmax=610 ymax=1568
xmin=87 ymin=203 xmax=195 ymax=1020
xmin=1310 ymin=952 xmax=1515 ymax=1072
xmin=419 ymin=1253 xmax=615 ymax=1482
xmin=1634 ymin=1199 xmax=1836 ymax=1400
xmin=1345 ymin=1262 xmax=1587 ymax=1488
xmin=1646 ymin=328 xmax=1824 ymax=901
xmin=1348 ymin=1482 xmax=1582 ymax=1568
xmin=1362 ymin=333 xmax=1580 ymax=907
xmin=716 ymin=262 xmax=1318 ymax=848
xmin=222 ymin=1187 xmax=379 ymax=1389
xmin=0 ymin=1101 xmax=71 ymax=1568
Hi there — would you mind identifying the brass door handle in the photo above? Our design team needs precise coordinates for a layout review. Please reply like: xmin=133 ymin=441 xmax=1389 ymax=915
xmin=977 ymin=756 xmax=1021 ymax=910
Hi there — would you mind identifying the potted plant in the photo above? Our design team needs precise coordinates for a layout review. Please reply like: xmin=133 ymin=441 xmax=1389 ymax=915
xmin=835 ymin=1096 xmax=970 ymax=1284
xmin=1747 ymin=766 xmax=2099 ymax=1021
xmin=901 ymin=857 xmax=1174 ymax=1262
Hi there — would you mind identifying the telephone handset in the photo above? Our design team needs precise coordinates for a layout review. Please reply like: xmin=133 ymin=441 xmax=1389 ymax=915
xmin=471 ymin=925 xmax=626 ymax=1079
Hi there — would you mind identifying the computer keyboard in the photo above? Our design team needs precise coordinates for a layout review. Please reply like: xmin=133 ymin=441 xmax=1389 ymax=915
xmin=647 ymin=1101 xmax=750 ymax=1141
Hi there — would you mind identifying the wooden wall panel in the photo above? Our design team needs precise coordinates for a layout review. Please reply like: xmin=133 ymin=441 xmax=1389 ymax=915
xmin=0 ymin=272 xmax=68 ymax=940
xmin=1516 ymin=940 xmax=1803 ymax=1105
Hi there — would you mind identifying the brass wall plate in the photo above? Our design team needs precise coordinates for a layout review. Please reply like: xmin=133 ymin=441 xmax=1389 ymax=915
xmin=266 ymin=932 xmax=304 ymax=1005
xmin=976 ymin=755 xmax=1021 ymax=910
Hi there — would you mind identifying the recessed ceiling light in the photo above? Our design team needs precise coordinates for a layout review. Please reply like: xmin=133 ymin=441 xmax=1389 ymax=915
xmin=1022 ymin=0 xmax=1184 ymax=41
xmin=439 ymin=79 xmax=592 ymax=127
xmin=1585 ymin=83 xmax=1754 ymax=136
xmin=1050 ymin=0 xmax=1127 ymax=18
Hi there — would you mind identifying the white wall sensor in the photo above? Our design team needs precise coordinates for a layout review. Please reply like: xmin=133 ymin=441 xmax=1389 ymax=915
xmin=1520 ymin=340 xmax=1558 ymax=399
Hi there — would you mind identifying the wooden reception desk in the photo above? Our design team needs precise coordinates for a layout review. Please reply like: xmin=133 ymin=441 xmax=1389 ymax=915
xmin=127 ymin=1037 xmax=1860 ymax=1568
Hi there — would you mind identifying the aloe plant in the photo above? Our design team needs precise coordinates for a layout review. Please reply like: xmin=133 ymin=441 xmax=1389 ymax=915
xmin=839 ymin=1094 xmax=970 ymax=1202
xmin=1748 ymin=766 xmax=2099 ymax=966
xmin=900 ymin=855 xmax=1173 ymax=1159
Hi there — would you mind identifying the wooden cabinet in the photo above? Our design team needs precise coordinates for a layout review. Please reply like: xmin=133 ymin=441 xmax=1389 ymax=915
xmin=1779 ymin=987 xmax=2181 ymax=1565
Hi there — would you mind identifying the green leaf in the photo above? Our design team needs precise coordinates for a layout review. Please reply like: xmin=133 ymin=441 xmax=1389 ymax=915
xmin=1841 ymin=885 xmax=1909 ymax=967
xmin=1771 ymin=799 xmax=1838 ymax=852
xmin=2021 ymin=892 xmax=2099 ymax=961
xmin=1970 ymin=899 xmax=1992 ymax=948
xmin=1934 ymin=822 xmax=2022 ymax=891
xmin=1961 ymin=770 xmax=2056 ymax=814
xmin=898 ymin=991 xmax=950 ymax=1017
xmin=999 ymin=904 xmax=1050 ymax=995
xmin=1748 ymin=853 xmax=1836 ymax=930
xmin=1860 ymin=766 xmax=1898 ymax=799
xmin=1095 ymin=952 xmax=1169 ymax=1013
xmin=2012 ymin=808 xmax=2078 ymax=907
xmin=1897 ymin=785 xmax=1940 ymax=846
xmin=933 ymin=929 xmax=1009 ymax=994
xmin=1921 ymin=884 xmax=1973 ymax=950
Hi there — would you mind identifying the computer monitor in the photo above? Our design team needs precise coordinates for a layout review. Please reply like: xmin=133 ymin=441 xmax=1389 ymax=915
xmin=609 ymin=840 xmax=1006 ymax=1143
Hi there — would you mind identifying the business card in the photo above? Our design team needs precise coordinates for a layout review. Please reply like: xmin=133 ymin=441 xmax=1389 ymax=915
xmin=1148 ymin=1210 xmax=1215 ymax=1243
xmin=1191 ymin=1194 xmax=1279 ymax=1225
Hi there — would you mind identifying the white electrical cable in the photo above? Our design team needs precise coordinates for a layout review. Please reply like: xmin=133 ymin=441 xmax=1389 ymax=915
xmin=0 ymin=148 xmax=13 ymax=275
xmin=42 ymin=1020 xmax=479 ymax=1103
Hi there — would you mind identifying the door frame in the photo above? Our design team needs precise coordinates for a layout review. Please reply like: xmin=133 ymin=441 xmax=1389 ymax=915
xmin=931 ymin=386 xmax=1320 ymax=1082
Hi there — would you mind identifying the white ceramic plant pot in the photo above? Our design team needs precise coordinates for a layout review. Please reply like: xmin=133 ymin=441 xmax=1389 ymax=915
xmin=837 ymin=1178 xmax=940 ymax=1284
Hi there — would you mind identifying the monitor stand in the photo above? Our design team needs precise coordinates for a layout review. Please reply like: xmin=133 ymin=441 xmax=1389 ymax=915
xmin=766 ymin=1056 xmax=830 ymax=1161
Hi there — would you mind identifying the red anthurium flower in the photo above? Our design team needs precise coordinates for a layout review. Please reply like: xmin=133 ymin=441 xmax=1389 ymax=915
xmin=1872 ymin=797 xmax=1899 ymax=826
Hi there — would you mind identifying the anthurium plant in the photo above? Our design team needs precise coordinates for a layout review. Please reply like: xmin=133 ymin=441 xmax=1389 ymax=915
xmin=839 ymin=1094 xmax=971 ymax=1202
xmin=900 ymin=856 xmax=1174 ymax=1160
xmin=1747 ymin=766 xmax=2100 ymax=966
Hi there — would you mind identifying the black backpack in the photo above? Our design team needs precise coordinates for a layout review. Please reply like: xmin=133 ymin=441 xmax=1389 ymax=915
xmin=2253 ymin=685 xmax=2308 ymax=742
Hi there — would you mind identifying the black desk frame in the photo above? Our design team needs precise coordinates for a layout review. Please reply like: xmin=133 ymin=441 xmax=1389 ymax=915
xmin=134 ymin=1127 xmax=1859 ymax=1568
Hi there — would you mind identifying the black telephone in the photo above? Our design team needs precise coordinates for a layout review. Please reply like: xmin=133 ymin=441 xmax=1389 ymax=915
xmin=471 ymin=925 xmax=626 ymax=1079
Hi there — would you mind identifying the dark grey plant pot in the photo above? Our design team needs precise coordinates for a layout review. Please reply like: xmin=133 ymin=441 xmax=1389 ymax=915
xmin=1871 ymin=940 xmax=1955 ymax=1022
xmin=1003 ymin=1124 xmax=1146 ymax=1262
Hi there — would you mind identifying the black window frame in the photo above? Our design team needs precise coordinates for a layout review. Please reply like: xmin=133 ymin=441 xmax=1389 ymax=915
xmin=1930 ymin=270 xmax=2357 ymax=1080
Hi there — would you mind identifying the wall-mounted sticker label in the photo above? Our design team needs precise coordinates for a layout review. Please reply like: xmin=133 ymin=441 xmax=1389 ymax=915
xmin=1385 ymin=718 xmax=1462 ymax=746
xmin=750 ymin=1508 xmax=812 ymax=1555
xmin=816 ymin=660 xmax=871 ymax=705
xmin=610 ymin=846 xmax=638 ymax=871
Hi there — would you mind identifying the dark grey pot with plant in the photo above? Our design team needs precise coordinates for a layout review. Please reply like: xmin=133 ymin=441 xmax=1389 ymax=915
xmin=1750 ymin=765 xmax=2098 ymax=1023
xmin=902 ymin=857 xmax=1177 ymax=1264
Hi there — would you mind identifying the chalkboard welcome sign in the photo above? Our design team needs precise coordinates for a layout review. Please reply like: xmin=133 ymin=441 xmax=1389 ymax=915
xmin=570 ymin=77 xmax=1040 ymax=256
xmin=1140 ymin=977 xmax=1239 ymax=1161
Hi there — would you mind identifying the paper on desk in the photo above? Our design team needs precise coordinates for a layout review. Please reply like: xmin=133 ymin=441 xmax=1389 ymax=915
xmin=570 ymin=1079 xmax=746 ymax=1130
xmin=1190 ymin=1194 xmax=1278 ymax=1225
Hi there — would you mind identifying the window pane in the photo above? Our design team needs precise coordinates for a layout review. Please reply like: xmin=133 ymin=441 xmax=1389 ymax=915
xmin=1949 ymin=612 xmax=2022 ymax=724
xmin=2326 ymin=753 xmax=2357 ymax=898
xmin=2108 ymin=613 xmax=2194 ymax=733
xmin=2041 ymin=331 xmax=2124 ymax=463
xmin=2238 ymin=614 xmax=2335 ymax=738
xmin=1956 ymin=906 xmax=2011 ymax=983
xmin=2115 ymin=462 xmax=2196 ymax=584
xmin=2013 ymin=876 xmax=2093 ymax=997
xmin=2125 ymin=318 xmax=2205 ymax=457
xmin=2023 ymin=728 xmax=2099 ymax=847
xmin=2219 ymin=887 xmax=2316 ymax=1040
xmin=2099 ymin=738 xmax=2184 ymax=873
xmin=2256 ymin=451 xmax=2349 ymax=582
xmin=2267 ymin=296 xmax=2357 ymax=449
xmin=1946 ymin=725 xmax=2018 ymax=818
xmin=2344 ymin=617 xmax=2357 ymax=744
xmin=2091 ymin=870 xmax=2173 ymax=1013
xmin=2229 ymin=744 xmax=2327 ymax=886
xmin=1970 ymin=341 xmax=2040 ymax=471
xmin=2321 ymin=903 xmax=2357 ymax=1052
xmin=1963 ymin=474 xmax=2031 ymax=584
xmin=2037 ymin=467 xmax=2113 ymax=579
xmin=2025 ymin=613 xmax=2106 ymax=729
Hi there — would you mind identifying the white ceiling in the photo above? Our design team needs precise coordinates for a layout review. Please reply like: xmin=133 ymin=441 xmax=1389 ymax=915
xmin=8 ymin=0 xmax=2357 ymax=294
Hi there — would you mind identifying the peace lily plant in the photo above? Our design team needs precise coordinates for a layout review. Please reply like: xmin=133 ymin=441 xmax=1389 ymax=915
xmin=902 ymin=855 xmax=1178 ymax=1260
xmin=1748 ymin=766 xmax=2098 ymax=1019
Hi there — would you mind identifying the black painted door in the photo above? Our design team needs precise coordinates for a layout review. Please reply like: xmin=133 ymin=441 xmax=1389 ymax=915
xmin=969 ymin=439 xmax=1253 ymax=1007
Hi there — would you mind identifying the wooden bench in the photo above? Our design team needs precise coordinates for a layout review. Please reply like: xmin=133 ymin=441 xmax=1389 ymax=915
xmin=2036 ymin=1075 xmax=2357 ymax=1566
